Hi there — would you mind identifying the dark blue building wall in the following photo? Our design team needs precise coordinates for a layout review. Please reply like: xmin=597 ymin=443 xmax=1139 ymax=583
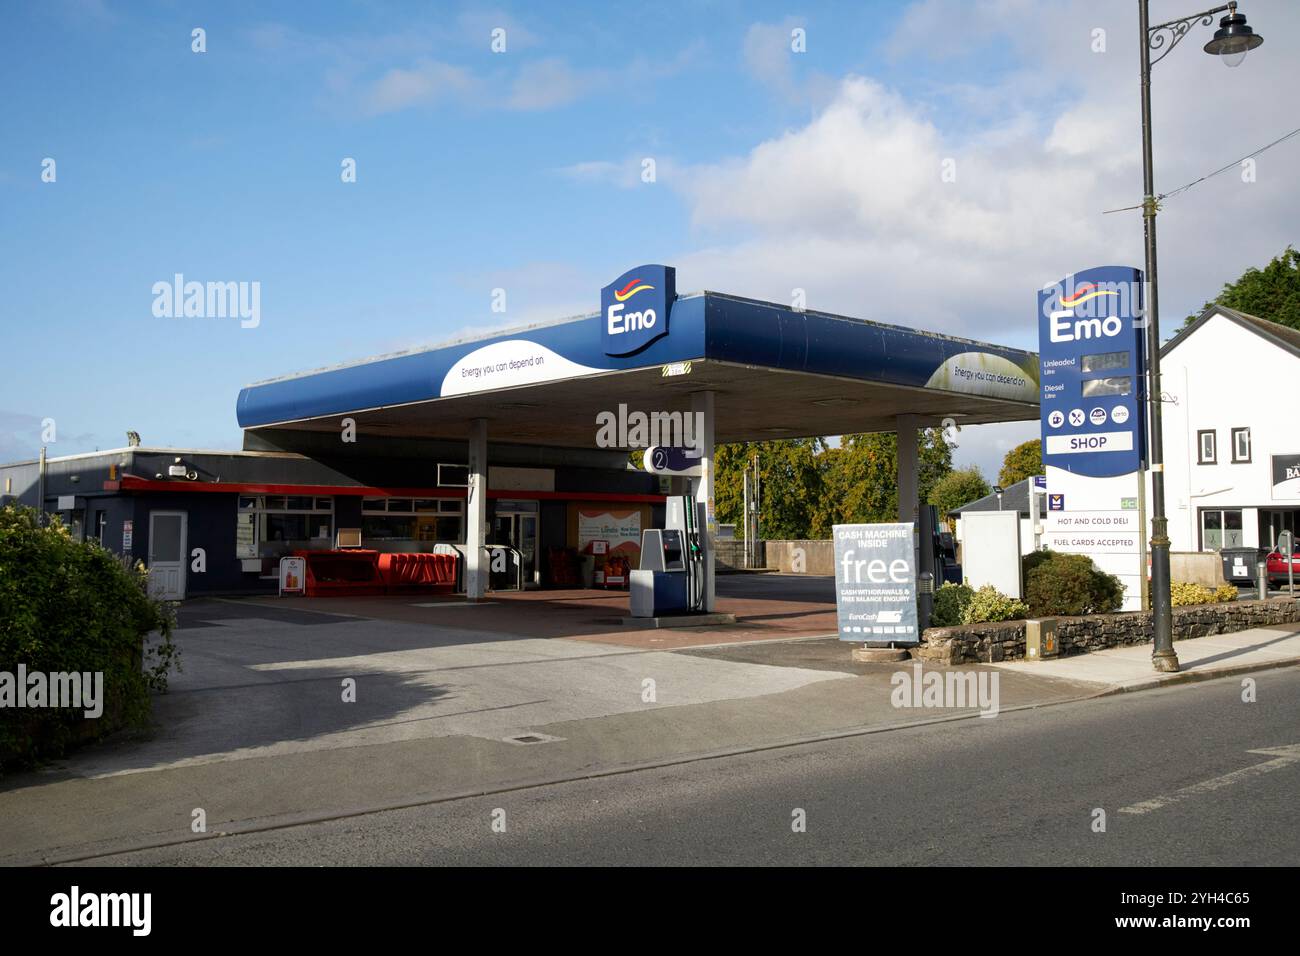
xmin=128 ymin=493 xmax=263 ymax=595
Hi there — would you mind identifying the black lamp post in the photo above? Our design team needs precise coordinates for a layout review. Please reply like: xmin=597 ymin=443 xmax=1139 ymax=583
xmin=1139 ymin=1 xmax=1262 ymax=673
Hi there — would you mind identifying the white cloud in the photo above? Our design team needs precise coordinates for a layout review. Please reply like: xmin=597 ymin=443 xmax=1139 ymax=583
xmin=657 ymin=0 xmax=1300 ymax=349
xmin=365 ymin=59 xmax=475 ymax=115
xmin=742 ymin=19 xmax=802 ymax=97
xmin=507 ymin=58 xmax=592 ymax=111
xmin=951 ymin=420 xmax=1040 ymax=481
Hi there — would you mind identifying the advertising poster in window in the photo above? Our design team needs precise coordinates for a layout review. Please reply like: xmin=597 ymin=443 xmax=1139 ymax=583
xmin=236 ymin=512 xmax=257 ymax=558
xmin=577 ymin=510 xmax=641 ymax=557
xmin=1272 ymin=454 xmax=1300 ymax=500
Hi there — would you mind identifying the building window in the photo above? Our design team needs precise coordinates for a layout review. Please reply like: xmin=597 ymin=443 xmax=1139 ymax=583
xmin=1231 ymin=427 xmax=1251 ymax=463
xmin=362 ymin=497 xmax=464 ymax=544
xmin=1201 ymin=509 xmax=1243 ymax=551
xmin=1197 ymin=430 xmax=1217 ymax=464
xmin=237 ymin=495 xmax=334 ymax=559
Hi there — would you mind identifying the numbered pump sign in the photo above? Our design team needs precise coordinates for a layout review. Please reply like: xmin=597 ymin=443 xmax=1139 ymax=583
xmin=1038 ymin=266 xmax=1148 ymax=478
xmin=832 ymin=523 xmax=918 ymax=644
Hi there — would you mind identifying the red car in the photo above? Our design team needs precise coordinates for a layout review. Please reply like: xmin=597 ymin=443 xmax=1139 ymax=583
xmin=1266 ymin=547 xmax=1300 ymax=586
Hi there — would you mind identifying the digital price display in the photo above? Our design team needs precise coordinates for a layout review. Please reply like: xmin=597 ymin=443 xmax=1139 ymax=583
xmin=1082 ymin=376 xmax=1133 ymax=397
xmin=1081 ymin=350 xmax=1130 ymax=373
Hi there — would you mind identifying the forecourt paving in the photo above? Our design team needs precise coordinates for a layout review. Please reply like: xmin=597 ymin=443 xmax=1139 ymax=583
xmin=0 ymin=593 xmax=1097 ymax=865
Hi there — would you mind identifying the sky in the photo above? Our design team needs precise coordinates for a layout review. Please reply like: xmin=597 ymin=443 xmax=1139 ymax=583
xmin=2 ymin=0 xmax=1298 ymax=481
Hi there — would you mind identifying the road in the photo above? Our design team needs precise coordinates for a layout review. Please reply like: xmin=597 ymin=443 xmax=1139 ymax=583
xmin=88 ymin=667 xmax=1300 ymax=866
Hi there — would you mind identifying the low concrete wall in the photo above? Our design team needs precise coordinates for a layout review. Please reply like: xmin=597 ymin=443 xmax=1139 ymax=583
xmin=714 ymin=539 xmax=745 ymax=571
xmin=762 ymin=539 xmax=835 ymax=575
xmin=1172 ymin=551 xmax=1228 ymax=588
xmin=916 ymin=598 xmax=1300 ymax=665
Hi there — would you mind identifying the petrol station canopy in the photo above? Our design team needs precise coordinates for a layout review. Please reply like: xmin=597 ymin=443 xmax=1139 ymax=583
xmin=237 ymin=286 xmax=1041 ymax=449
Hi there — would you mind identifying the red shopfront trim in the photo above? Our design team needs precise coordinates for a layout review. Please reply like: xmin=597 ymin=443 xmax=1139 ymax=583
xmin=106 ymin=475 xmax=666 ymax=504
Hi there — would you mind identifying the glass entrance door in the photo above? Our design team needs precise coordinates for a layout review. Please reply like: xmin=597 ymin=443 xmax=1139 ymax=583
xmin=492 ymin=504 xmax=539 ymax=587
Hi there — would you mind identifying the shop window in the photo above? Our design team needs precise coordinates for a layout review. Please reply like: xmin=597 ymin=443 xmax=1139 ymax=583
xmin=1231 ymin=427 xmax=1251 ymax=463
xmin=362 ymin=497 xmax=464 ymax=544
xmin=435 ymin=516 xmax=463 ymax=542
xmin=1197 ymin=430 xmax=1216 ymax=464
xmin=236 ymin=495 xmax=334 ymax=563
xmin=361 ymin=515 xmax=416 ymax=540
xmin=1201 ymin=509 xmax=1243 ymax=551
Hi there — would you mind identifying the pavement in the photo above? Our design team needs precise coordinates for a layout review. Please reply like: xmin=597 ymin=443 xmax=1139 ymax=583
xmin=993 ymin=621 xmax=1300 ymax=690
xmin=3 ymin=575 xmax=1299 ymax=865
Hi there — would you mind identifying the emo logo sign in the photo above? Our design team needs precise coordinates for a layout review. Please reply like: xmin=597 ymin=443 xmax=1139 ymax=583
xmin=601 ymin=265 xmax=674 ymax=357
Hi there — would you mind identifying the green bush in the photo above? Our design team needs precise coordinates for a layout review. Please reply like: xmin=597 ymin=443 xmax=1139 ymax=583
xmin=929 ymin=582 xmax=974 ymax=627
xmin=1 ymin=505 xmax=178 ymax=770
xmin=1023 ymin=550 xmax=1125 ymax=617
xmin=961 ymin=584 xmax=1029 ymax=624
xmin=1214 ymin=584 xmax=1239 ymax=603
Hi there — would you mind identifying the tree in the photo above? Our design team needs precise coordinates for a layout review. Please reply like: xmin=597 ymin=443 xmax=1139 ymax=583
xmin=999 ymin=439 xmax=1042 ymax=487
xmin=812 ymin=428 xmax=954 ymax=536
xmin=1184 ymin=245 xmax=1300 ymax=330
xmin=928 ymin=467 xmax=992 ymax=519
xmin=713 ymin=439 xmax=825 ymax=540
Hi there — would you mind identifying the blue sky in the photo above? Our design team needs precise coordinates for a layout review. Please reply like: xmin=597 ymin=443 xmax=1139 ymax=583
xmin=3 ymin=0 xmax=1297 ymax=479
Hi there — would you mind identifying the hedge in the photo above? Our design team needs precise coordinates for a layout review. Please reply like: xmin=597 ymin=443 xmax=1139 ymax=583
xmin=1 ymin=505 xmax=178 ymax=770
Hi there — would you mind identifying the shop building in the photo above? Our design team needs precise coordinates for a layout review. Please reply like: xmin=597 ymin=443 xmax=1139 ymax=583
xmin=0 ymin=442 xmax=661 ymax=598
xmin=1159 ymin=305 xmax=1300 ymax=553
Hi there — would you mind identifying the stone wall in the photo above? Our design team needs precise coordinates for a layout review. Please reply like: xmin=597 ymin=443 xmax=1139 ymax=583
xmin=915 ymin=598 xmax=1300 ymax=665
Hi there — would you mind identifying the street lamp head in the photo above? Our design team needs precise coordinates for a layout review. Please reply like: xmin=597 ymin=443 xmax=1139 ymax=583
xmin=1203 ymin=11 xmax=1263 ymax=67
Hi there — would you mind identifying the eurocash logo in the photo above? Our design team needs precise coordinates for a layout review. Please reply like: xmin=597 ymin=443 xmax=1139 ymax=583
xmin=602 ymin=264 xmax=675 ymax=357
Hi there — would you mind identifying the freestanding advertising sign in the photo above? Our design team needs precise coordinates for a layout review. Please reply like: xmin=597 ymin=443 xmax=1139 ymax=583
xmin=279 ymin=556 xmax=306 ymax=597
xmin=1038 ymin=266 xmax=1149 ymax=611
xmin=833 ymin=523 xmax=918 ymax=644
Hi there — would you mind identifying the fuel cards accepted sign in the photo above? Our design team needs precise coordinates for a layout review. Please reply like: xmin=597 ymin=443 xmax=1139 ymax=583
xmin=1038 ymin=266 xmax=1147 ymax=478
xmin=833 ymin=523 xmax=917 ymax=645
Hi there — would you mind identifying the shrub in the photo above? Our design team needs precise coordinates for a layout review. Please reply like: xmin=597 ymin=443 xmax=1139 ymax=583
xmin=1170 ymin=581 xmax=1215 ymax=606
xmin=1023 ymin=550 xmax=1125 ymax=617
xmin=961 ymin=584 xmax=1029 ymax=624
xmin=0 ymin=505 xmax=178 ymax=770
xmin=930 ymin=582 xmax=974 ymax=627
xmin=1214 ymin=584 xmax=1239 ymax=603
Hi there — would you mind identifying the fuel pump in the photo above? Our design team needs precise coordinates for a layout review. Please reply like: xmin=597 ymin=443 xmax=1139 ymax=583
xmin=630 ymin=495 xmax=709 ymax=617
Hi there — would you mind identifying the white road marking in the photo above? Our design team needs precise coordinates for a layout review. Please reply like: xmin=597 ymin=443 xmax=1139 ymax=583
xmin=1119 ymin=744 xmax=1300 ymax=815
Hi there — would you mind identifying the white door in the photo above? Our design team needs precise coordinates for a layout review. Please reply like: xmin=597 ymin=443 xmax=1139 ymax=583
xmin=148 ymin=511 xmax=187 ymax=599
